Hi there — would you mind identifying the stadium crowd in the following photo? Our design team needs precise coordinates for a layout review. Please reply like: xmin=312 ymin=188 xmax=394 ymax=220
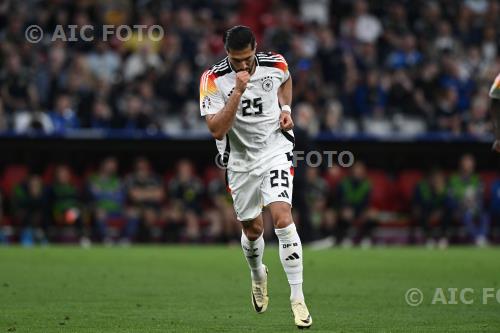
xmin=0 ymin=0 xmax=499 ymax=137
xmin=0 ymin=154 xmax=499 ymax=247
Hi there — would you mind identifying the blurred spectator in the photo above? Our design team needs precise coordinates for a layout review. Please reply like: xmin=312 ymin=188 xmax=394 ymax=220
xmin=12 ymin=174 xmax=48 ymax=246
xmin=90 ymin=99 xmax=114 ymax=129
xmin=334 ymin=161 xmax=375 ymax=247
xmin=262 ymin=7 xmax=295 ymax=55
xmin=157 ymin=60 xmax=196 ymax=112
xmin=354 ymin=69 xmax=387 ymax=117
xmin=123 ymin=44 xmax=162 ymax=82
xmin=120 ymin=94 xmax=159 ymax=131
xmin=64 ymin=53 xmax=94 ymax=107
xmin=13 ymin=110 xmax=53 ymax=134
xmin=435 ymin=88 xmax=461 ymax=134
xmin=448 ymin=154 xmax=489 ymax=247
xmin=322 ymin=100 xmax=344 ymax=133
xmin=0 ymin=52 xmax=38 ymax=112
xmin=87 ymin=157 xmax=125 ymax=244
xmin=386 ymin=33 xmax=422 ymax=70
xmin=124 ymin=157 xmax=164 ymax=243
xmin=434 ymin=21 xmax=457 ymax=54
xmin=304 ymin=167 xmax=333 ymax=237
xmin=467 ymin=95 xmax=492 ymax=136
xmin=205 ymin=168 xmax=238 ymax=242
xmin=316 ymin=27 xmax=345 ymax=86
xmin=137 ymin=80 xmax=165 ymax=121
xmin=299 ymin=0 xmax=329 ymax=25
xmin=413 ymin=2 xmax=441 ymax=45
xmin=387 ymin=69 xmax=416 ymax=116
xmin=414 ymin=61 xmax=440 ymax=119
xmin=47 ymin=165 xmax=88 ymax=246
xmin=411 ymin=169 xmax=448 ymax=247
xmin=439 ymin=56 xmax=475 ymax=112
xmin=293 ymin=103 xmax=319 ymax=137
xmin=48 ymin=93 xmax=80 ymax=133
xmin=353 ymin=0 xmax=382 ymax=44
xmin=166 ymin=159 xmax=203 ymax=242
xmin=86 ymin=41 xmax=121 ymax=84
xmin=291 ymin=102 xmax=316 ymax=242
xmin=34 ymin=42 xmax=67 ymax=109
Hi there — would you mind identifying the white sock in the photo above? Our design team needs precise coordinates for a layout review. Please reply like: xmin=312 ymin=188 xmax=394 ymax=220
xmin=275 ymin=223 xmax=304 ymax=301
xmin=290 ymin=283 xmax=304 ymax=302
xmin=241 ymin=232 xmax=266 ymax=281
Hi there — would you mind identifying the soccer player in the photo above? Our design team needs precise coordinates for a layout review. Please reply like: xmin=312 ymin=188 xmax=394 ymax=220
xmin=490 ymin=73 xmax=500 ymax=153
xmin=199 ymin=26 xmax=312 ymax=329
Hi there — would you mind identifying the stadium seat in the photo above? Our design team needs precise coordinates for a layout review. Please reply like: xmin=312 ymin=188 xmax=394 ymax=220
xmin=480 ymin=171 xmax=499 ymax=202
xmin=163 ymin=170 xmax=176 ymax=186
xmin=396 ymin=169 xmax=424 ymax=211
xmin=366 ymin=170 xmax=397 ymax=211
xmin=323 ymin=165 xmax=347 ymax=190
xmin=203 ymin=166 xmax=220 ymax=185
xmin=1 ymin=165 xmax=29 ymax=196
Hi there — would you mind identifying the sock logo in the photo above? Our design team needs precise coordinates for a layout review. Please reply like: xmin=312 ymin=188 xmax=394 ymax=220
xmin=278 ymin=190 xmax=289 ymax=198
xmin=282 ymin=243 xmax=298 ymax=249
xmin=246 ymin=247 xmax=259 ymax=258
xmin=285 ymin=252 xmax=300 ymax=261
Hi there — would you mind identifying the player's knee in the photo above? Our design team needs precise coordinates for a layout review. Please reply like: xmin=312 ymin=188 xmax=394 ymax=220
xmin=242 ymin=219 xmax=263 ymax=241
xmin=274 ymin=213 xmax=293 ymax=229
xmin=243 ymin=228 xmax=262 ymax=241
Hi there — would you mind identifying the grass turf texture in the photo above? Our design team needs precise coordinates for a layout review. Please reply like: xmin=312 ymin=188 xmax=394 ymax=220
xmin=1 ymin=246 xmax=499 ymax=333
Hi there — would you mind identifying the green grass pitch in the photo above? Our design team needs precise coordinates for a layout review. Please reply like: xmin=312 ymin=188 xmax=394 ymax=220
xmin=1 ymin=246 xmax=500 ymax=332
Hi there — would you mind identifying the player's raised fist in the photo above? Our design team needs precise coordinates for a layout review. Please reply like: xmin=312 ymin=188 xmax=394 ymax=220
xmin=235 ymin=71 xmax=250 ymax=93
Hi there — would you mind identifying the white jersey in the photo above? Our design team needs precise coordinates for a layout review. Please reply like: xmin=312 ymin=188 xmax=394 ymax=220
xmin=200 ymin=52 xmax=294 ymax=172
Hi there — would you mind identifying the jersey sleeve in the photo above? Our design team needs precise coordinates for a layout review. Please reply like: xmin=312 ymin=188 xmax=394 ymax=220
xmin=199 ymin=70 xmax=225 ymax=116
xmin=272 ymin=53 xmax=290 ymax=83
xmin=490 ymin=73 xmax=500 ymax=99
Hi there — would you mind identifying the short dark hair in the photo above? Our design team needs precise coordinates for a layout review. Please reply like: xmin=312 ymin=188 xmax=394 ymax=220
xmin=223 ymin=25 xmax=255 ymax=51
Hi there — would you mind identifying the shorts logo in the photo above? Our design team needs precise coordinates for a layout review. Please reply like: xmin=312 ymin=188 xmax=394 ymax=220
xmin=261 ymin=77 xmax=273 ymax=92
xmin=202 ymin=95 xmax=211 ymax=111
xmin=278 ymin=190 xmax=289 ymax=198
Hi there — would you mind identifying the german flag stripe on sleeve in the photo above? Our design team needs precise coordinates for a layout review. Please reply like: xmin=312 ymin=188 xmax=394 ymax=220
xmin=257 ymin=52 xmax=288 ymax=73
xmin=200 ymin=71 xmax=218 ymax=99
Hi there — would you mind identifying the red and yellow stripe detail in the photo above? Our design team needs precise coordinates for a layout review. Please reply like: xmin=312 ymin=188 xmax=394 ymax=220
xmin=200 ymin=70 xmax=218 ymax=99
xmin=269 ymin=53 xmax=288 ymax=73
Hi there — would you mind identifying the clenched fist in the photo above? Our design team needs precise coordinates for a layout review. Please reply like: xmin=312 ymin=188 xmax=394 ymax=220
xmin=235 ymin=71 xmax=250 ymax=93
xmin=280 ymin=111 xmax=294 ymax=130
